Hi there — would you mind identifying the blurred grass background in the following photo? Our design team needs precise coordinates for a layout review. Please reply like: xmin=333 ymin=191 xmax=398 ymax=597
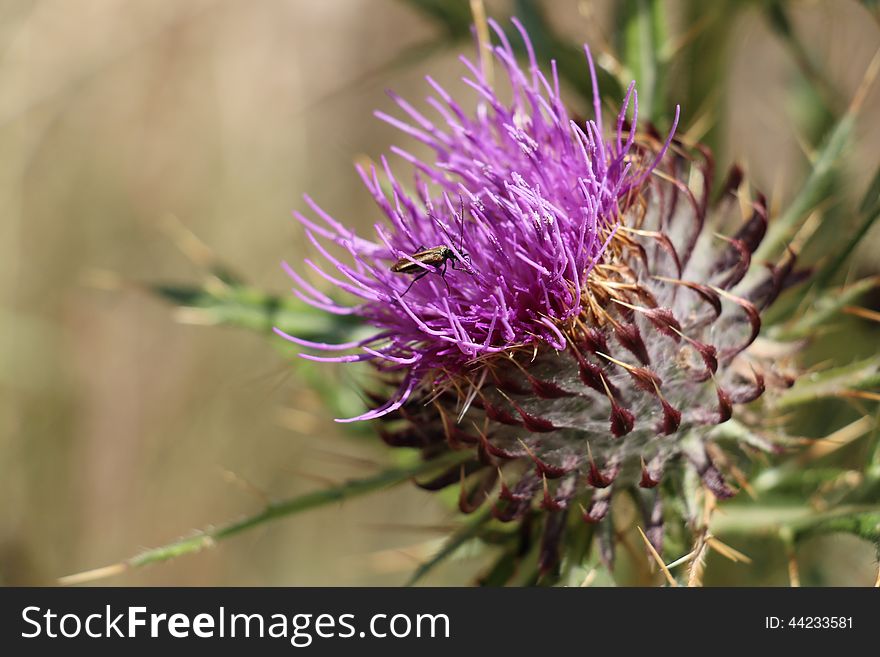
xmin=0 ymin=0 xmax=878 ymax=586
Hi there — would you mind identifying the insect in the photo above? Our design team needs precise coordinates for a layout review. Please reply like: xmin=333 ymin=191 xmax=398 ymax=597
xmin=391 ymin=200 xmax=472 ymax=296
xmin=391 ymin=245 xmax=467 ymax=296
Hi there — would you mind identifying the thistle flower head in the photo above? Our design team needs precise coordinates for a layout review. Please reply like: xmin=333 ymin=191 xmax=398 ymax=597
xmin=281 ymin=19 xmax=680 ymax=415
xmin=278 ymin=19 xmax=802 ymax=568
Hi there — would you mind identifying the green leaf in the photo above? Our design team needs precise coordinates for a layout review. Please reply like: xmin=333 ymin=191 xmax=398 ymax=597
xmin=406 ymin=505 xmax=493 ymax=585
xmin=398 ymin=0 xmax=474 ymax=40
xmin=478 ymin=548 xmax=519 ymax=586
xmin=813 ymin=166 xmax=880 ymax=288
xmin=764 ymin=0 xmax=842 ymax=118
xmin=65 ymin=449 xmax=474 ymax=582
xmin=402 ymin=0 xmax=626 ymax=113
xmin=775 ymin=356 xmax=880 ymax=410
xmin=858 ymin=0 xmax=880 ymax=24
xmin=709 ymin=418 xmax=778 ymax=452
xmin=513 ymin=0 xmax=624 ymax=104
xmin=750 ymin=467 xmax=858 ymax=498
xmin=839 ymin=468 xmax=880 ymax=507
xmin=617 ymin=0 xmax=667 ymax=121
xmin=677 ymin=0 xmax=745 ymax=154
xmin=755 ymin=112 xmax=854 ymax=261
xmin=710 ymin=503 xmax=880 ymax=537
xmin=771 ymin=277 xmax=880 ymax=340
xmin=150 ymin=280 xmax=382 ymax=426
xmin=151 ymin=282 xmax=363 ymax=343
xmin=793 ymin=512 xmax=880 ymax=548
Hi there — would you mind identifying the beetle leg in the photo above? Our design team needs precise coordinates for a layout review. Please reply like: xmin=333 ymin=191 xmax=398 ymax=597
xmin=400 ymin=269 xmax=430 ymax=297
xmin=439 ymin=260 xmax=451 ymax=295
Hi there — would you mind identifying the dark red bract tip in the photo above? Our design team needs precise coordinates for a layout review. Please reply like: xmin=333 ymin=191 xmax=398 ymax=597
xmin=615 ymin=322 xmax=651 ymax=365
xmin=526 ymin=373 xmax=574 ymax=399
xmin=643 ymin=307 xmax=682 ymax=341
xmin=610 ymin=401 xmax=636 ymax=437
xmin=483 ymin=398 xmax=522 ymax=426
xmin=657 ymin=396 xmax=682 ymax=435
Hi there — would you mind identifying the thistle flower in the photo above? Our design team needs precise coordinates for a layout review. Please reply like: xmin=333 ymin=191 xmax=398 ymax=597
xmin=277 ymin=19 xmax=802 ymax=572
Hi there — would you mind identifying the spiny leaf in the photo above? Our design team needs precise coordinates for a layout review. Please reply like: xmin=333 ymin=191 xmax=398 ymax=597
xmin=755 ymin=112 xmax=854 ymax=261
xmin=406 ymin=506 xmax=493 ymax=585
xmin=750 ymin=467 xmax=860 ymax=498
xmin=478 ymin=547 xmax=519 ymax=586
xmin=63 ymin=449 xmax=474 ymax=583
xmin=764 ymin=0 xmax=842 ymax=116
xmin=710 ymin=503 xmax=880 ymax=537
xmin=399 ymin=0 xmax=474 ymax=39
xmin=617 ymin=0 xmax=667 ymax=121
xmin=152 ymin=282 xmax=363 ymax=342
xmin=709 ymin=418 xmax=778 ymax=452
xmin=813 ymin=166 xmax=880 ymax=288
xmin=775 ymin=355 xmax=880 ymax=410
xmin=151 ymin=281 xmax=379 ymax=427
xmin=838 ymin=469 xmax=880 ymax=507
xmin=513 ymin=0 xmax=624 ymax=103
xmin=763 ymin=168 xmax=880 ymax=324
xmin=677 ymin=0 xmax=746 ymax=154
xmin=793 ymin=511 xmax=880 ymax=548
xmin=400 ymin=0 xmax=624 ymax=103
xmin=771 ymin=277 xmax=880 ymax=340
xmin=858 ymin=0 xmax=880 ymax=24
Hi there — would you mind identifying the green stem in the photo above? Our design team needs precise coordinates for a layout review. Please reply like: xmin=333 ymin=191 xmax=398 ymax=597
xmin=123 ymin=450 xmax=473 ymax=570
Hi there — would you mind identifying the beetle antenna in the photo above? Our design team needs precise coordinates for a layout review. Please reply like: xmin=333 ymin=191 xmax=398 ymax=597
xmin=458 ymin=194 xmax=465 ymax=254
xmin=429 ymin=197 xmax=456 ymax=248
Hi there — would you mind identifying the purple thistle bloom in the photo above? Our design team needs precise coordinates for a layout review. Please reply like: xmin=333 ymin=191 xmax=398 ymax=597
xmin=278 ymin=18 xmax=678 ymax=421
xmin=278 ymin=19 xmax=801 ymax=569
